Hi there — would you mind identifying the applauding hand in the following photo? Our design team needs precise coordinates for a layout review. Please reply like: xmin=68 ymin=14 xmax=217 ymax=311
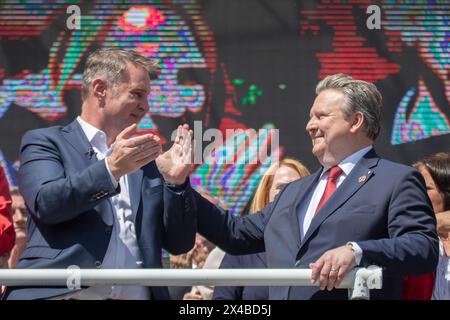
xmin=156 ymin=124 xmax=194 ymax=185
xmin=107 ymin=123 xmax=162 ymax=181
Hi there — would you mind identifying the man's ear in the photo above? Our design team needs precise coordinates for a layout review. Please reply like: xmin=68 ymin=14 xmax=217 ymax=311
xmin=350 ymin=112 xmax=365 ymax=133
xmin=92 ymin=78 xmax=107 ymax=103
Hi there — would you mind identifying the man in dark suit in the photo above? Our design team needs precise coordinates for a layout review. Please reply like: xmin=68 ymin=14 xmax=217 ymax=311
xmin=167 ymin=73 xmax=439 ymax=299
xmin=4 ymin=49 xmax=196 ymax=300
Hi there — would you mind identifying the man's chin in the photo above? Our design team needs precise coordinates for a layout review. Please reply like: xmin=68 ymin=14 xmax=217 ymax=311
xmin=123 ymin=118 xmax=140 ymax=128
xmin=311 ymin=146 xmax=323 ymax=158
xmin=128 ymin=113 xmax=143 ymax=122
xmin=312 ymin=149 xmax=326 ymax=163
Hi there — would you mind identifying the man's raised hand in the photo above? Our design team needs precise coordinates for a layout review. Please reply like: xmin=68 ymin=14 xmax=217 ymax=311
xmin=107 ymin=123 xmax=162 ymax=181
xmin=156 ymin=124 xmax=194 ymax=185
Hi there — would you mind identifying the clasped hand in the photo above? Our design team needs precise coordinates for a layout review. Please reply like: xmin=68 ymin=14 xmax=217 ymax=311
xmin=107 ymin=123 xmax=162 ymax=181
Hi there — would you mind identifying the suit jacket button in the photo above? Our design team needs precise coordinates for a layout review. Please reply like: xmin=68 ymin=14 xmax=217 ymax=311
xmin=95 ymin=260 xmax=102 ymax=268
xmin=105 ymin=226 xmax=112 ymax=235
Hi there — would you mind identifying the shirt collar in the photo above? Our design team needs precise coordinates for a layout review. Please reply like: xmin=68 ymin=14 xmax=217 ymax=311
xmin=320 ymin=145 xmax=373 ymax=178
xmin=76 ymin=116 xmax=109 ymax=154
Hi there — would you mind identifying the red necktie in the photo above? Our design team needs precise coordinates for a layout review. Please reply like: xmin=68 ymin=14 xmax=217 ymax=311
xmin=315 ymin=165 xmax=343 ymax=215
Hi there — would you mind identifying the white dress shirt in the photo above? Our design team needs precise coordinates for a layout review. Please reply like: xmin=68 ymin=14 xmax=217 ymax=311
xmin=297 ymin=146 xmax=373 ymax=264
xmin=59 ymin=117 xmax=149 ymax=300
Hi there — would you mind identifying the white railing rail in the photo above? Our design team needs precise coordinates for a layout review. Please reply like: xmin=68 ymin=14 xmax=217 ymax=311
xmin=0 ymin=266 xmax=382 ymax=300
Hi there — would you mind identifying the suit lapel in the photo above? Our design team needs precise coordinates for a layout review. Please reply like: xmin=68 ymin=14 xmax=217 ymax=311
xmin=287 ymin=169 xmax=322 ymax=249
xmin=61 ymin=120 xmax=113 ymax=225
xmin=300 ymin=149 xmax=380 ymax=250
xmin=128 ymin=169 xmax=143 ymax=222
xmin=61 ymin=120 xmax=97 ymax=165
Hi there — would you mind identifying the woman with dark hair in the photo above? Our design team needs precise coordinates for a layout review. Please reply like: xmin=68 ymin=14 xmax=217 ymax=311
xmin=403 ymin=152 xmax=450 ymax=300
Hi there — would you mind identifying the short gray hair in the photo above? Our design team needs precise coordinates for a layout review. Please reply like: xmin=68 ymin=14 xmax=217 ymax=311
xmin=316 ymin=73 xmax=382 ymax=140
xmin=81 ymin=48 xmax=161 ymax=100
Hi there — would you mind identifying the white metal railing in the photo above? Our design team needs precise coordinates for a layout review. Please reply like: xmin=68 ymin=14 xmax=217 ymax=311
xmin=0 ymin=266 xmax=383 ymax=300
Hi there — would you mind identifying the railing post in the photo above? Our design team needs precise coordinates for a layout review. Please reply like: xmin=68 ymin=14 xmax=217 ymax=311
xmin=347 ymin=265 xmax=383 ymax=300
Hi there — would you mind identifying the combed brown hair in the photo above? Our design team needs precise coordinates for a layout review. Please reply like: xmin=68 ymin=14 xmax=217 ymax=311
xmin=81 ymin=48 xmax=161 ymax=100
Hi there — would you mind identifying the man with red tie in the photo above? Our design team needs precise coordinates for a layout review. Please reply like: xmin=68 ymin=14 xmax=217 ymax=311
xmin=163 ymin=73 xmax=439 ymax=299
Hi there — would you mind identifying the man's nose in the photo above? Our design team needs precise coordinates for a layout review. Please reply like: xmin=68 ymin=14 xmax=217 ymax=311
xmin=306 ymin=118 xmax=316 ymax=133
xmin=139 ymin=97 xmax=150 ymax=112
xmin=144 ymin=97 xmax=150 ymax=111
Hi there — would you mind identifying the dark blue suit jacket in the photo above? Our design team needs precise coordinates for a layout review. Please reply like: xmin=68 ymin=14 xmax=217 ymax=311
xmin=4 ymin=120 xmax=196 ymax=300
xmin=179 ymin=149 xmax=439 ymax=299
xmin=213 ymin=252 xmax=268 ymax=300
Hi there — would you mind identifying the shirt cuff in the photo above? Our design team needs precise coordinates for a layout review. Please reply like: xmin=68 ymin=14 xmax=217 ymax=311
xmin=104 ymin=158 xmax=119 ymax=189
xmin=347 ymin=241 xmax=363 ymax=265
